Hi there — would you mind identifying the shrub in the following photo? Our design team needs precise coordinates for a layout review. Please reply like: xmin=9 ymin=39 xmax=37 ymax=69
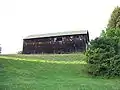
xmin=86 ymin=36 xmax=120 ymax=77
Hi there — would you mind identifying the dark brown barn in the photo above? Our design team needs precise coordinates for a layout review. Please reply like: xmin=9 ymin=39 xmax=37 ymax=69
xmin=23 ymin=30 xmax=89 ymax=54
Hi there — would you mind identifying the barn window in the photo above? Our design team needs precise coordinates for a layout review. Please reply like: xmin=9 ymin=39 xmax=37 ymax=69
xmin=62 ymin=37 xmax=65 ymax=41
xmin=56 ymin=37 xmax=62 ymax=41
xmin=79 ymin=36 xmax=82 ymax=40
xmin=76 ymin=36 xmax=79 ymax=38
xmin=70 ymin=36 xmax=73 ymax=41
xmin=54 ymin=38 xmax=57 ymax=42
xmin=70 ymin=36 xmax=73 ymax=38
xmin=80 ymin=38 xmax=82 ymax=40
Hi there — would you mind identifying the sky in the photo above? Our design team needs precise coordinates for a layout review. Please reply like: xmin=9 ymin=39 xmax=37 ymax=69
xmin=0 ymin=0 xmax=120 ymax=54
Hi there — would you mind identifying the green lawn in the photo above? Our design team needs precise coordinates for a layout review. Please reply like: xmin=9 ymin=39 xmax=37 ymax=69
xmin=0 ymin=54 xmax=120 ymax=90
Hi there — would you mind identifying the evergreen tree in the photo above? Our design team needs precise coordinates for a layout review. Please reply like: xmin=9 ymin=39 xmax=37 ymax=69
xmin=107 ymin=6 xmax=120 ymax=29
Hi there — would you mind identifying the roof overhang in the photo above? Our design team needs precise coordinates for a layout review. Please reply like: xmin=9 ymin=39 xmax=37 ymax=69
xmin=24 ymin=30 xmax=89 ymax=39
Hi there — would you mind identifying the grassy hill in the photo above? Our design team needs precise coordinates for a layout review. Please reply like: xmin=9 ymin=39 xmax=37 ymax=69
xmin=0 ymin=54 xmax=120 ymax=90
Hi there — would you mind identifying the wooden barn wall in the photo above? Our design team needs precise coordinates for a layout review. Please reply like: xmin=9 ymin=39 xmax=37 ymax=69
xmin=23 ymin=34 xmax=89 ymax=54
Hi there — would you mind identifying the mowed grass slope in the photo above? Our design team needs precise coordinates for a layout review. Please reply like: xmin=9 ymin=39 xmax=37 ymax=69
xmin=0 ymin=54 xmax=120 ymax=90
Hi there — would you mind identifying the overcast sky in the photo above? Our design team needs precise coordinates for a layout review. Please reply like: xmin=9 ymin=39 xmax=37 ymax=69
xmin=0 ymin=0 xmax=120 ymax=54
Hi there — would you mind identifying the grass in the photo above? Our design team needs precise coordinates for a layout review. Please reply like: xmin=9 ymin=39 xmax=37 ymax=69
xmin=0 ymin=53 xmax=120 ymax=90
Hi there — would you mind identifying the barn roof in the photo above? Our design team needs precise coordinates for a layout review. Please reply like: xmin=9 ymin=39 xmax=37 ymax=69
xmin=24 ymin=30 xmax=89 ymax=39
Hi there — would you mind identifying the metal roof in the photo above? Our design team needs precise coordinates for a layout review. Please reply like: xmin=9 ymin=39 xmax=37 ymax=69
xmin=24 ymin=30 xmax=88 ymax=39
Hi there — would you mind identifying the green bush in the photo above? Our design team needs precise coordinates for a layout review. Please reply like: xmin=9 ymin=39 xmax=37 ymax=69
xmin=86 ymin=36 xmax=120 ymax=77
xmin=86 ymin=6 xmax=120 ymax=77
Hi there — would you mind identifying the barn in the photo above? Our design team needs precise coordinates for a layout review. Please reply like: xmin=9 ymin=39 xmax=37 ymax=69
xmin=23 ymin=30 xmax=89 ymax=54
